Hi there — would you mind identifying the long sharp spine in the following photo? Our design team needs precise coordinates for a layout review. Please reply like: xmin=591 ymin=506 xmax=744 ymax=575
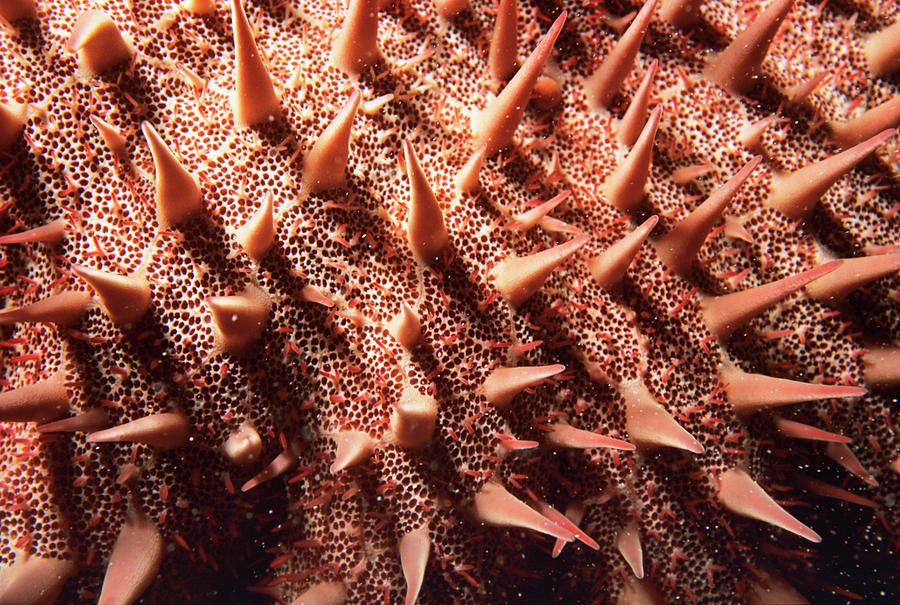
xmin=97 ymin=504 xmax=163 ymax=605
xmin=0 ymin=219 xmax=66 ymax=245
xmin=404 ymin=140 xmax=449 ymax=265
xmin=701 ymin=261 xmax=842 ymax=339
xmin=603 ymin=105 xmax=662 ymax=211
xmin=0 ymin=290 xmax=90 ymax=327
xmin=830 ymin=96 xmax=900 ymax=148
xmin=303 ymin=90 xmax=361 ymax=193
xmin=471 ymin=481 xmax=576 ymax=541
xmin=717 ymin=468 xmax=821 ymax=542
xmin=330 ymin=430 xmax=376 ymax=473
xmin=492 ymin=234 xmax=589 ymax=306
xmin=864 ymin=20 xmax=900 ymax=76
xmin=331 ymin=0 xmax=380 ymax=75
xmin=621 ymin=381 xmax=704 ymax=453
xmin=804 ymin=252 xmax=900 ymax=302
xmin=87 ymin=412 xmax=192 ymax=449
xmin=236 ymin=192 xmax=276 ymax=261
xmin=482 ymin=364 xmax=565 ymax=409
xmin=825 ymin=442 xmax=878 ymax=486
xmin=230 ymin=0 xmax=280 ymax=128
xmin=616 ymin=520 xmax=644 ymax=578
xmin=488 ymin=0 xmax=519 ymax=81
xmin=766 ymin=129 xmax=893 ymax=219
xmin=703 ymin=0 xmax=795 ymax=94
xmin=399 ymin=526 xmax=430 ymax=605
xmin=720 ymin=364 xmax=866 ymax=413
xmin=545 ymin=422 xmax=634 ymax=450
xmin=73 ymin=265 xmax=152 ymax=326
xmin=588 ymin=216 xmax=658 ymax=289
xmin=141 ymin=121 xmax=203 ymax=228
xmin=655 ymin=156 xmax=761 ymax=273
xmin=0 ymin=372 xmax=69 ymax=423
xmin=472 ymin=11 xmax=566 ymax=155
xmin=616 ymin=60 xmax=658 ymax=146
xmin=584 ymin=0 xmax=658 ymax=109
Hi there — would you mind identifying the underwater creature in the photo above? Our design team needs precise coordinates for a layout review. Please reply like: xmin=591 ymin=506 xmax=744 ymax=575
xmin=0 ymin=0 xmax=898 ymax=603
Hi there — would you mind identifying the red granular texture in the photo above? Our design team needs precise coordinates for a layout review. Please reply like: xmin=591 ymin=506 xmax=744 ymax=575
xmin=1 ymin=0 xmax=898 ymax=603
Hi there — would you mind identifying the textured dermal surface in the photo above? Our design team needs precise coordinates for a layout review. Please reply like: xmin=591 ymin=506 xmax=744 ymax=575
xmin=1 ymin=1 xmax=899 ymax=604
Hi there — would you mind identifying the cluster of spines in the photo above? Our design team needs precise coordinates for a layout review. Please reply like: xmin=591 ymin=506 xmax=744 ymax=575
xmin=1 ymin=0 xmax=898 ymax=603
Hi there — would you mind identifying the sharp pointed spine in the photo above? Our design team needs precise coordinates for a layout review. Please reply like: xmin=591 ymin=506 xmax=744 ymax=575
xmin=141 ymin=121 xmax=202 ymax=227
xmin=588 ymin=216 xmax=658 ymax=289
xmin=222 ymin=423 xmax=263 ymax=466
xmin=399 ymin=526 xmax=430 ymax=605
xmin=617 ymin=520 xmax=644 ymax=578
xmin=230 ymin=0 xmax=280 ymax=128
xmin=472 ymin=481 xmax=576 ymax=542
xmin=66 ymin=10 xmax=134 ymax=75
xmin=207 ymin=290 xmax=270 ymax=354
xmin=603 ymin=105 xmax=662 ymax=211
xmin=830 ymin=96 xmax=900 ymax=148
xmin=546 ymin=422 xmax=634 ymax=450
xmin=701 ymin=260 xmax=842 ymax=339
xmin=786 ymin=71 xmax=826 ymax=104
xmin=805 ymin=252 xmax=900 ymax=302
xmin=404 ymin=140 xmax=449 ymax=264
xmin=241 ymin=448 xmax=297 ymax=492
xmin=720 ymin=364 xmax=865 ymax=413
xmin=864 ymin=20 xmax=900 ymax=76
xmin=825 ymin=442 xmax=878 ymax=486
xmin=538 ymin=501 xmax=599 ymax=551
xmin=717 ymin=468 xmax=821 ymax=542
xmin=767 ymin=129 xmax=893 ymax=218
xmin=488 ymin=0 xmax=518 ymax=81
xmin=387 ymin=303 xmax=423 ymax=350
xmin=798 ymin=476 xmax=878 ymax=508
xmin=87 ymin=412 xmax=192 ymax=449
xmin=772 ymin=417 xmax=851 ymax=443
xmin=454 ymin=144 xmax=487 ymax=194
xmin=37 ymin=408 xmax=109 ymax=434
xmin=303 ymin=90 xmax=361 ymax=193
xmin=621 ymin=381 xmax=704 ymax=453
xmin=90 ymin=114 xmax=128 ymax=159
xmin=492 ymin=234 xmax=589 ymax=306
xmin=482 ymin=364 xmax=565 ymax=409
xmin=0 ymin=372 xmax=69 ymax=423
xmin=862 ymin=346 xmax=900 ymax=388
xmin=616 ymin=60 xmax=658 ymax=146
xmin=330 ymin=430 xmax=376 ymax=473
xmin=0 ymin=290 xmax=90 ymax=327
xmin=0 ymin=219 xmax=66 ymax=245
xmin=585 ymin=0 xmax=658 ymax=109
xmin=236 ymin=192 xmax=276 ymax=261
xmin=703 ymin=0 xmax=795 ymax=94
xmin=738 ymin=114 xmax=775 ymax=151
xmin=472 ymin=11 xmax=566 ymax=155
xmin=655 ymin=156 xmax=761 ymax=273
xmin=389 ymin=387 xmax=437 ymax=449
xmin=97 ymin=505 xmax=163 ymax=605
xmin=73 ymin=265 xmax=152 ymax=326
xmin=331 ymin=0 xmax=380 ymax=75
xmin=511 ymin=191 xmax=570 ymax=231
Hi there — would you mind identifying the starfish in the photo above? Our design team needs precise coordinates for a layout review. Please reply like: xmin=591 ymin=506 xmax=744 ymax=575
xmin=0 ymin=0 xmax=898 ymax=603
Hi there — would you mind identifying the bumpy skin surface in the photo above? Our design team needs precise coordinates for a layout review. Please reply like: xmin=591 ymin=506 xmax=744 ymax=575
xmin=1 ymin=0 xmax=898 ymax=603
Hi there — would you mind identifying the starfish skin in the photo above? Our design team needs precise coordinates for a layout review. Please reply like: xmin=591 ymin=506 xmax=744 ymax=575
xmin=0 ymin=0 xmax=898 ymax=604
